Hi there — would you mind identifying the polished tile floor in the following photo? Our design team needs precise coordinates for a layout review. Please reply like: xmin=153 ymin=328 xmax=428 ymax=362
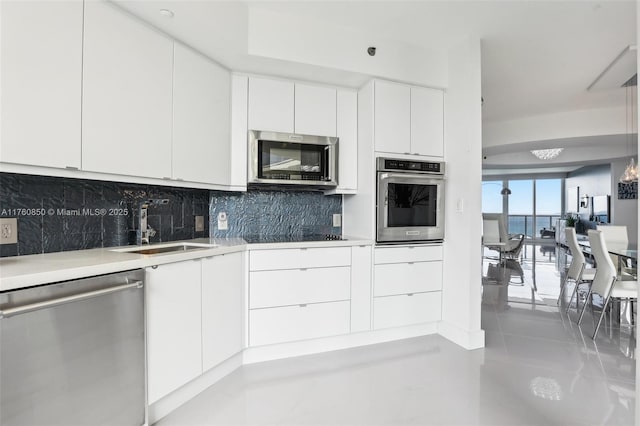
xmin=157 ymin=243 xmax=636 ymax=425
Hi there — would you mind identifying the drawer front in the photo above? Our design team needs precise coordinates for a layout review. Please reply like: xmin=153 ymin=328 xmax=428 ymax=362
xmin=374 ymin=262 xmax=442 ymax=296
xmin=374 ymin=245 xmax=442 ymax=264
xmin=249 ymin=301 xmax=351 ymax=346
xmin=250 ymin=247 xmax=351 ymax=271
xmin=373 ymin=292 xmax=441 ymax=330
xmin=250 ymin=267 xmax=351 ymax=309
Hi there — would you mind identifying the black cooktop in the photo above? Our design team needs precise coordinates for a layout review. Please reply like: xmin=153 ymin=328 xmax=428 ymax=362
xmin=242 ymin=234 xmax=346 ymax=244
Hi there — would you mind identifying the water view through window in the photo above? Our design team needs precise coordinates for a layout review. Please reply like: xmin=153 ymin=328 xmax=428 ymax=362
xmin=483 ymin=178 xmax=562 ymax=239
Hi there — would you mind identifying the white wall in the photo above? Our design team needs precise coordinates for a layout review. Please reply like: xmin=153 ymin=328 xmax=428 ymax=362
xmin=611 ymin=158 xmax=639 ymax=245
xmin=565 ymin=164 xmax=611 ymax=219
xmin=440 ymin=37 xmax=484 ymax=350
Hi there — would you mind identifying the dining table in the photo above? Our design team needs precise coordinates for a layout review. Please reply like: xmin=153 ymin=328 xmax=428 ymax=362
xmin=577 ymin=239 xmax=637 ymax=276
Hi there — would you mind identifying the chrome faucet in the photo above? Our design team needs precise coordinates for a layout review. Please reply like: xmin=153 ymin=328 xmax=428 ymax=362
xmin=139 ymin=199 xmax=169 ymax=244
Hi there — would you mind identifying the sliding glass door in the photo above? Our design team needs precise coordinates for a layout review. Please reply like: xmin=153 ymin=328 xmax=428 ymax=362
xmin=482 ymin=177 xmax=563 ymax=240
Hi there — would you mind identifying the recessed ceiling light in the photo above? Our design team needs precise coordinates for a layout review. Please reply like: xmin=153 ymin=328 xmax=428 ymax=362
xmin=159 ymin=9 xmax=174 ymax=18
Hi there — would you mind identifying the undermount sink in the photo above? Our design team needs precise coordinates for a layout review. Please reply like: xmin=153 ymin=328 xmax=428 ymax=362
xmin=114 ymin=242 xmax=217 ymax=255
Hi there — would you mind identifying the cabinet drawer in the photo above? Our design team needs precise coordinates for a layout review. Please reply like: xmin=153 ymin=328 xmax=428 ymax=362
xmin=374 ymin=262 xmax=442 ymax=296
xmin=373 ymin=292 xmax=441 ymax=330
xmin=249 ymin=301 xmax=350 ymax=346
xmin=250 ymin=267 xmax=350 ymax=309
xmin=250 ymin=247 xmax=351 ymax=271
xmin=374 ymin=245 xmax=442 ymax=264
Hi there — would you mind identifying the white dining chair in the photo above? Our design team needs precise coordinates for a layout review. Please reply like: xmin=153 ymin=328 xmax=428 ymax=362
xmin=597 ymin=225 xmax=636 ymax=280
xmin=597 ymin=225 xmax=628 ymax=244
xmin=558 ymin=227 xmax=596 ymax=313
xmin=482 ymin=213 xmax=525 ymax=260
xmin=577 ymin=230 xmax=637 ymax=339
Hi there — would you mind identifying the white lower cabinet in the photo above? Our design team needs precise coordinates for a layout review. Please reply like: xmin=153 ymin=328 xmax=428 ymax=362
xmin=374 ymin=292 xmax=441 ymax=330
xmin=146 ymin=261 xmax=203 ymax=404
xmin=146 ymin=253 xmax=244 ymax=404
xmin=201 ymin=253 xmax=244 ymax=372
xmin=247 ymin=247 xmax=354 ymax=347
xmin=374 ymin=261 xmax=442 ymax=296
xmin=350 ymin=245 xmax=372 ymax=332
xmin=249 ymin=301 xmax=351 ymax=347
xmin=373 ymin=245 xmax=443 ymax=330
xmin=250 ymin=267 xmax=350 ymax=309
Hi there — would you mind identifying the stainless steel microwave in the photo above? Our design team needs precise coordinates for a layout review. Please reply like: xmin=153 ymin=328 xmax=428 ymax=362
xmin=248 ymin=130 xmax=338 ymax=186
xmin=376 ymin=157 xmax=445 ymax=243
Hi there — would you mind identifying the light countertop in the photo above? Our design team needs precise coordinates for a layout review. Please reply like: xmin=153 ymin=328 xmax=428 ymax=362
xmin=0 ymin=236 xmax=373 ymax=292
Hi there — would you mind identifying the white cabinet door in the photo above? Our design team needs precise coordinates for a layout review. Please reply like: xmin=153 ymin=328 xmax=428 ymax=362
xmin=0 ymin=0 xmax=82 ymax=169
xmin=173 ymin=43 xmax=231 ymax=184
xmin=374 ymin=262 xmax=443 ymax=296
xmin=249 ymin=301 xmax=350 ymax=347
xmin=201 ymin=253 xmax=244 ymax=372
xmin=410 ymin=87 xmax=444 ymax=157
xmin=146 ymin=261 xmax=202 ymax=403
xmin=230 ymin=75 xmax=249 ymax=188
xmin=336 ymin=90 xmax=358 ymax=191
xmin=248 ymin=77 xmax=294 ymax=133
xmin=249 ymin=267 xmax=350 ymax=309
xmin=351 ymin=245 xmax=372 ymax=332
xmin=374 ymin=80 xmax=410 ymax=154
xmin=294 ymin=84 xmax=336 ymax=136
xmin=374 ymin=292 xmax=441 ymax=329
xmin=249 ymin=247 xmax=351 ymax=271
xmin=82 ymin=1 xmax=173 ymax=179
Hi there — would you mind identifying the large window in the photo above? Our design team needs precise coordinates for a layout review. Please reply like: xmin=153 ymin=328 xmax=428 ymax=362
xmin=481 ymin=180 xmax=503 ymax=213
xmin=535 ymin=179 xmax=562 ymax=237
xmin=482 ymin=177 xmax=563 ymax=240
xmin=508 ymin=180 xmax=534 ymax=237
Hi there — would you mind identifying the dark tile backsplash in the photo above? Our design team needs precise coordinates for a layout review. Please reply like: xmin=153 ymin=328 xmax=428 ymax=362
xmin=210 ymin=188 xmax=342 ymax=238
xmin=0 ymin=173 xmax=209 ymax=257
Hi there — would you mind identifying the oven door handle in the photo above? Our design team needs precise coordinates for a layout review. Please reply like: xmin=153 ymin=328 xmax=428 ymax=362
xmin=379 ymin=172 xmax=442 ymax=180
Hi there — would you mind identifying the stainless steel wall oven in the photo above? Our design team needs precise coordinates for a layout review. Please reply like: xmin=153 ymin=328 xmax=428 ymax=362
xmin=376 ymin=157 xmax=445 ymax=243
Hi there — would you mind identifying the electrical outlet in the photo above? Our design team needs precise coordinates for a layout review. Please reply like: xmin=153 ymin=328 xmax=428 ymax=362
xmin=217 ymin=212 xmax=228 ymax=231
xmin=0 ymin=218 xmax=18 ymax=244
xmin=332 ymin=214 xmax=342 ymax=227
xmin=195 ymin=215 xmax=205 ymax=232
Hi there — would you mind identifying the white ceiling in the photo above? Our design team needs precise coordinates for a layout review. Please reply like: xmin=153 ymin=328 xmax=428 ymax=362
xmin=114 ymin=0 xmax=637 ymax=173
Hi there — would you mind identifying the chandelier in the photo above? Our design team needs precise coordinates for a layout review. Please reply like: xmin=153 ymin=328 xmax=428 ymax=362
xmin=530 ymin=148 xmax=564 ymax=160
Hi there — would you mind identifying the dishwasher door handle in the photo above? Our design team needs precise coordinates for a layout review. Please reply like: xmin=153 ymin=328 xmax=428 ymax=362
xmin=0 ymin=281 xmax=144 ymax=318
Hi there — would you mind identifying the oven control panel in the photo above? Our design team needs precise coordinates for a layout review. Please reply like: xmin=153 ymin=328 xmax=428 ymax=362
xmin=377 ymin=158 xmax=444 ymax=175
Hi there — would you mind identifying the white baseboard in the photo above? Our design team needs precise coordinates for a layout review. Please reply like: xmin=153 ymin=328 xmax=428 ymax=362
xmin=437 ymin=321 xmax=485 ymax=350
xmin=148 ymin=353 xmax=243 ymax=424
xmin=243 ymin=322 xmax=439 ymax=364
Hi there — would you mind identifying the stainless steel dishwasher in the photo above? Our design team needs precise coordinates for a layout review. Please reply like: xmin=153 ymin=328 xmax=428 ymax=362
xmin=0 ymin=269 xmax=146 ymax=426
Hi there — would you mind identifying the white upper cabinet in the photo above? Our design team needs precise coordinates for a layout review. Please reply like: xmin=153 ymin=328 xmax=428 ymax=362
xmin=173 ymin=44 xmax=231 ymax=184
xmin=374 ymin=80 xmax=411 ymax=154
xmin=230 ymin=75 xmax=249 ymax=189
xmin=82 ymin=1 xmax=173 ymax=179
xmin=294 ymin=84 xmax=337 ymax=136
xmin=335 ymin=90 xmax=358 ymax=191
xmin=411 ymin=87 xmax=444 ymax=157
xmin=373 ymin=79 xmax=444 ymax=158
xmin=0 ymin=0 xmax=83 ymax=169
xmin=248 ymin=77 xmax=294 ymax=133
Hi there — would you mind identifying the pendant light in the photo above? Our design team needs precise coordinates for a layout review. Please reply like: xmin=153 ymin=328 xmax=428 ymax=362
xmin=619 ymin=83 xmax=638 ymax=183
